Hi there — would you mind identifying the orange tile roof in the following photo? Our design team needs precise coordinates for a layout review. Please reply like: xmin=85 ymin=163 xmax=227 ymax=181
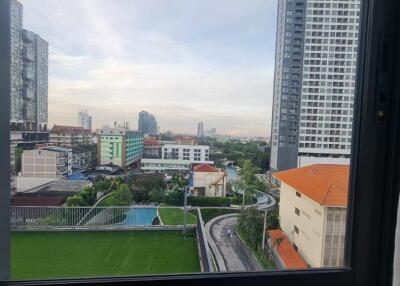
xmin=193 ymin=164 xmax=218 ymax=172
xmin=272 ymin=164 xmax=349 ymax=207
xmin=268 ymin=229 xmax=308 ymax=269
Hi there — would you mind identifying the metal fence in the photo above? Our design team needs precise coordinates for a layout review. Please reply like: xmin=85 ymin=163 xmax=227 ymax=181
xmin=10 ymin=206 xmax=196 ymax=231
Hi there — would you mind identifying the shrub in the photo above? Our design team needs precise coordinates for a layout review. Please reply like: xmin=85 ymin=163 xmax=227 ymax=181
xmin=187 ymin=196 xmax=231 ymax=207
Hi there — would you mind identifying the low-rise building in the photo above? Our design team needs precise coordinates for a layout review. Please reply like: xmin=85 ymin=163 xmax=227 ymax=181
xmin=22 ymin=146 xmax=72 ymax=178
xmin=143 ymin=139 xmax=162 ymax=158
xmin=49 ymin=125 xmax=92 ymax=147
xmin=175 ymin=135 xmax=198 ymax=145
xmin=162 ymin=144 xmax=212 ymax=164
xmin=97 ymin=127 xmax=144 ymax=168
xmin=191 ymin=164 xmax=227 ymax=197
xmin=141 ymin=158 xmax=191 ymax=172
xmin=72 ymin=145 xmax=97 ymax=172
xmin=272 ymin=164 xmax=349 ymax=268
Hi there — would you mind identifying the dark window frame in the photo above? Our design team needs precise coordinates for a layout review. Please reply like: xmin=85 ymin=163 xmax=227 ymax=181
xmin=1 ymin=0 xmax=399 ymax=285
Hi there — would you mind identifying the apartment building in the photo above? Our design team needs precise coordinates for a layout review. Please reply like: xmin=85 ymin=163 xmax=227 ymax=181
xmin=78 ymin=110 xmax=92 ymax=131
xmin=162 ymin=144 xmax=212 ymax=164
xmin=9 ymin=0 xmax=49 ymax=148
xmin=191 ymin=164 xmax=227 ymax=197
xmin=97 ymin=127 xmax=144 ymax=168
xmin=272 ymin=164 xmax=349 ymax=267
xmin=49 ymin=125 xmax=92 ymax=147
xmin=141 ymin=159 xmax=191 ymax=172
xmin=270 ymin=0 xmax=361 ymax=172
xmin=72 ymin=145 xmax=97 ymax=172
xmin=22 ymin=146 xmax=72 ymax=179
xmin=143 ymin=139 xmax=162 ymax=159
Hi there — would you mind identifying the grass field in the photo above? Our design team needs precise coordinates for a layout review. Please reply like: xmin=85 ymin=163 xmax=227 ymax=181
xmin=158 ymin=208 xmax=197 ymax=225
xmin=11 ymin=231 xmax=200 ymax=280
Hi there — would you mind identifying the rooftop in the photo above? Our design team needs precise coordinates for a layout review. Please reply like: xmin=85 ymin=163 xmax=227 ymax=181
xmin=51 ymin=125 xmax=91 ymax=135
xmin=193 ymin=164 xmax=219 ymax=173
xmin=268 ymin=229 xmax=308 ymax=269
xmin=272 ymin=164 xmax=349 ymax=207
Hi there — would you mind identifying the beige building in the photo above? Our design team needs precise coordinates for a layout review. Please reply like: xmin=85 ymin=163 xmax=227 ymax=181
xmin=22 ymin=146 xmax=72 ymax=179
xmin=273 ymin=164 xmax=349 ymax=268
xmin=49 ymin=125 xmax=92 ymax=147
xmin=192 ymin=164 xmax=227 ymax=197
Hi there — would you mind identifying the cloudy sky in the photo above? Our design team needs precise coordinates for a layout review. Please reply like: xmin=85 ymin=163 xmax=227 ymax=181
xmin=20 ymin=0 xmax=277 ymax=137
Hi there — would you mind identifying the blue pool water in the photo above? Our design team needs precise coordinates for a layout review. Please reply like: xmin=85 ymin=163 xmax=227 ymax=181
xmin=121 ymin=208 xmax=158 ymax=226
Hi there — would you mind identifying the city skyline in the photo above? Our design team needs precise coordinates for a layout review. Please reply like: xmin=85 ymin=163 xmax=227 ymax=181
xmin=19 ymin=0 xmax=278 ymax=137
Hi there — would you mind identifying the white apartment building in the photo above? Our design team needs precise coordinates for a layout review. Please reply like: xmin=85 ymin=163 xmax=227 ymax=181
xmin=22 ymin=146 xmax=72 ymax=179
xmin=298 ymin=0 xmax=360 ymax=165
xmin=273 ymin=164 xmax=349 ymax=267
xmin=270 ymin=0 xmax=361 ymax=172
xmin=161 ymin=144 xmax=212 ymax=164
xmin=141 ymin=159 xmax=191 ymax=172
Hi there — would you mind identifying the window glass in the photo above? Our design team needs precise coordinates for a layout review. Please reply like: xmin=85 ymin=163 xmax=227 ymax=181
xmin=6 ymin=0 xmax=361 ymax=281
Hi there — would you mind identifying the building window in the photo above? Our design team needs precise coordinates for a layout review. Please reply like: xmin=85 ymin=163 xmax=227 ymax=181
xmin=295 ymin=207 xmax=300 ymax=216
xmin=294 ymin=225 xmax=299 ymax=234
xmin=296 ymin=191 xmax=302 ymax=198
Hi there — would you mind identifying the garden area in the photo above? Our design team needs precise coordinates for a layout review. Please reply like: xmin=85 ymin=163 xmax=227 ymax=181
xmin=158 ymin=208 xmax=197 ymax=225
xmin=11 ymin=231 xmax=200 ymax=280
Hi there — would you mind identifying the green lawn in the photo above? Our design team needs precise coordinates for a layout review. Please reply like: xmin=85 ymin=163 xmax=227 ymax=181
xmin=158 ymin=208 xmax=197 ymax=225
xmin=11 ymin=231 xmax=200 ymax=280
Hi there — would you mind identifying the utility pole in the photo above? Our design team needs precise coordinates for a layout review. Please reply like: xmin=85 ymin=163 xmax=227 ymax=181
xmin=262 ymin=209 xmax=268 ymax=250
xmin=183 ymin=186 xmax=188 ymax=235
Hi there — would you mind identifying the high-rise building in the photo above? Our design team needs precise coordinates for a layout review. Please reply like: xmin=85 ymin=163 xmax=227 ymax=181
xmin=97 ymin=127 xmax=144 ymax=168
xmin=197 ymin=122 xmax=204 ymax=138
xmin=138 ymin=111 xmax=157 ymax=135
xmin=270 ymin=0 xmax=360 ymax=172
xmin=78 ymin=110 xmax=92 ymax=131
xmin=9 ymin=0 xmax=48 ymax=134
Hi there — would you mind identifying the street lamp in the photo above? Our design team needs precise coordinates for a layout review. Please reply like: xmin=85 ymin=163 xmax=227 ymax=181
xmin=183 ymin=185 xmax=189 ymax=235
xmin=262 ymin=209 xmax=268 ymax=250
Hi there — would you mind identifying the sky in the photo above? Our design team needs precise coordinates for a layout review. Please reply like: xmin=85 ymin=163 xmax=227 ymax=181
xmin=20 ymin=0 xmax=277 ymax=137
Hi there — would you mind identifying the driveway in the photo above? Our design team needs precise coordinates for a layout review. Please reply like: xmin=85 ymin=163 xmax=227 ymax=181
xmin=205 ymin=214 xmax=262 ymax=272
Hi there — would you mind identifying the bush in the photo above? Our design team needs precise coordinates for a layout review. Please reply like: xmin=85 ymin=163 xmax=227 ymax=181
xmin=187 ymin=196 xmax=231 ymax=207
xmin=100 ymin=183 xmax=133 ymax=206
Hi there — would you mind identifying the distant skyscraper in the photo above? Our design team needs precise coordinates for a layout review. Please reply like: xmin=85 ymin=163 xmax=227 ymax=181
xmin=197 ymin=122 xmax=204 ymax=138
xmin=78 ymin=110 xmax=92 ymax=130
xmin=9 ymin=0 xmax=48 ymax=133
xmin=270 ymin=0 xmax=360 ymax=172
xmin=138 ymin=111 xmax=157 ymax=135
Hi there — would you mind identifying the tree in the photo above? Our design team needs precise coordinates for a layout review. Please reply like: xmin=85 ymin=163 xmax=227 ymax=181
xmin=237 ymin=207 xmax=264 ymax=249
xmin=149 ymin=189 xmax=165 ymax=204
xmin=239 ymin=160 xmax=256 ymax=185
xmin=66 ymin=195 xmax=87 ymax=207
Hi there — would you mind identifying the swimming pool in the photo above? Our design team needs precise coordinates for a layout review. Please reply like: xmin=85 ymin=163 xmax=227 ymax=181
xmin=120 ymin=207 xmax=158 ymax=226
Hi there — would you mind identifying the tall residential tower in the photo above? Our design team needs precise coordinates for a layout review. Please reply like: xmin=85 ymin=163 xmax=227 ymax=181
xmin=270 ymin=0 xmax=360 ymax=172
xmin=138 ymin=111 xmax=157 ymax=135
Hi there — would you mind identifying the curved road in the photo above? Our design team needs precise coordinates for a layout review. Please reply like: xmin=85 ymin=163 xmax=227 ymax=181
xmin=206 ymin=215 xmax=262 ymax=272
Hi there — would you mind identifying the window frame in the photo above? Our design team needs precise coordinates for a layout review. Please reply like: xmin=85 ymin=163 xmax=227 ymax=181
xmin=1 ymin=0 xmax=399 ymax=285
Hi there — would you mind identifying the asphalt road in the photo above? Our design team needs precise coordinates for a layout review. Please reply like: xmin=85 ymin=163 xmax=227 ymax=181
xmin=207 ymin=215 xmax=262 ymax=272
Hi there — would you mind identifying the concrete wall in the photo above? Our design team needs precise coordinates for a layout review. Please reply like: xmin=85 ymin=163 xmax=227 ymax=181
xmin=279 ymin=182 xmax=326 ymax=267
xmin=297 ymin=156 xmax=350 ymax=167
xmin=22 ymin=149 xmax=57 ymax=178
xmin=193 ymin=171 xmax=226 ymax=197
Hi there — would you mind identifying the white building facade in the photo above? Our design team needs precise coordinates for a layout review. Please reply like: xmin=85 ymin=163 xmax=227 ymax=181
xmin=297 ymin=0 xmax=360 ymax=165
xmin=161 ymin=144 xmax=212 ymax=164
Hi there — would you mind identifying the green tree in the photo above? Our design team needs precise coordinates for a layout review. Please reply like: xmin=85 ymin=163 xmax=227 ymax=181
xmin=237 ymin=207 xmax=264 ymax=249
xmin=149 ymin=189 xmax=165 ymax=203
xmin=239 ymin=160 xmax=256 ymax=185
xmin=66 ymin=195 xmax=87 ymax=207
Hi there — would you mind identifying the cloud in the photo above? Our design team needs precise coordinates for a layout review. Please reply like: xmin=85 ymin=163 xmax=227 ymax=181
xmin=21 ymin=0 xmax=276 ymax=137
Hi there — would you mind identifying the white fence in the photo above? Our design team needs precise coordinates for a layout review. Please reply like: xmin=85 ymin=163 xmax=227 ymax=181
xmin=10 ymin=206 xmax=196 ymax=231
